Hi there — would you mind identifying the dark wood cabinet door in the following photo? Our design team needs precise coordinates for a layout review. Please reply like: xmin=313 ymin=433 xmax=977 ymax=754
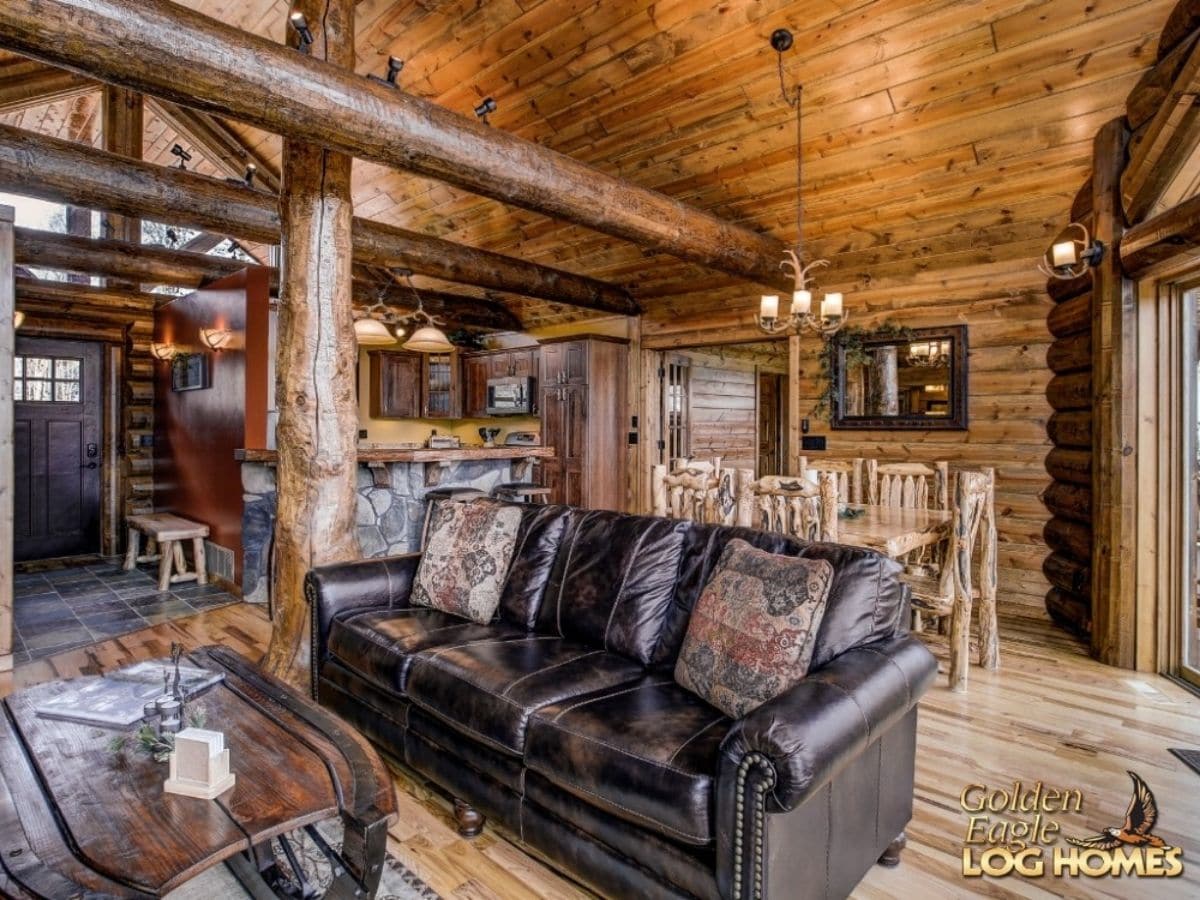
xmin=13 ymin=338 xmax=103 ymax=561
xmin=510 ymin=348 xmax=537 ymax=378
xmin=562 ymin=467 xmax=584 ymax=508
xmin=563 ymin=342 xmax=587 ymax=383
xmin=562 ymin=384 xmax=587 ymax=464
xmin=487 ymin=352 xmax=511 ymax=378
xmin=462 ymin=355 xmax=490 ymax=418
xmin=369 ymin=351 xmax=421 ymax=418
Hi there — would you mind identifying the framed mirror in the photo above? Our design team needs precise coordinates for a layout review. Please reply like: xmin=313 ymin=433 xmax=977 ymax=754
xmin=831 ymin=325 xmax=968 ymax=430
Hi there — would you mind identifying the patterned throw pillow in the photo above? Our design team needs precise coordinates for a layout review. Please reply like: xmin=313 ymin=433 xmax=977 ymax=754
xmin=674 ymin=538 xmax=834 ymax=719
xmin=412 ymin=499 xmax=523 ymax=624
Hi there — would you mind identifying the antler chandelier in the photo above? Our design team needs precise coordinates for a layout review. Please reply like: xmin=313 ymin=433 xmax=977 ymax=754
xmin=756 ymin=28 xmax=847 ymax=339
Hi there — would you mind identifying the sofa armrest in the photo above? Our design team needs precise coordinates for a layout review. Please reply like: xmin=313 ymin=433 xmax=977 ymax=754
xmin=718 ymin=634 xmax=936 ymax=814
xmin=305 ymin=553 xmax=422 ymax=687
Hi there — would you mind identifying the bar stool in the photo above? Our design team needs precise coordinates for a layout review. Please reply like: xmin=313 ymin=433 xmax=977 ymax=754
xmin=492 ymin=482 xmax=552 ymax=504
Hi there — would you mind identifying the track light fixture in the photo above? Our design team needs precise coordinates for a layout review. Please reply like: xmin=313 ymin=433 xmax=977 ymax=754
xmin=244 ymin=163 xmax=257 ymax=187
xmin=289 ymin=11 xmax=314 ymax=53
xmin=369 ymin=55 xmax=405 ymax=88
xmin=473 ymin=97 xmax=497 ymax=125
xmin=170 ymin=144 xmax=192 ymax=170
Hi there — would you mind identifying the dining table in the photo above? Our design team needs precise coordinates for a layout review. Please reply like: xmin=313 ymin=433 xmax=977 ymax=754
xmin=836 ymin=503 xmax=952 ymax=558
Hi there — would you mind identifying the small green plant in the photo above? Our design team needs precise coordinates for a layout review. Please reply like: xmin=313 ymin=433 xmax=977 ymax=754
xmin=812 ymin=324 xmax=915 ymax=422
xmin=108 ymin=706 xmax=207 ymax=763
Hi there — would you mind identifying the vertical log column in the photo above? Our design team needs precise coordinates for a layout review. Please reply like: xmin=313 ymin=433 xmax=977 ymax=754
xmin=100 ymin=86 xmax=143 ymax=249
xmin=1090 ymin=119 xmax=1136 ymax=668
xmin=0 ymin=205 xmax=13 ymax=674
xmin=263 ymin=0 xmax=361 ymax=687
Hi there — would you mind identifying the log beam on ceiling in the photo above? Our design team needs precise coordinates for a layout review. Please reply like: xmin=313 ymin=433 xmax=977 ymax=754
xmin=0 ymin=56 xmax=91 ymax=113
xmin=0 ymin=124 xmax=634 ymax=315
xmin=11 ymin=227 xmax=519 ymax=332
xmin=0 ymin=0 xmax=788 ymax=289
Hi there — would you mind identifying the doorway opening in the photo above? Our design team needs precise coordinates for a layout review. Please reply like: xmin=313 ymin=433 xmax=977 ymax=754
xmin=653 ymin=341 xmax=788 ymax=477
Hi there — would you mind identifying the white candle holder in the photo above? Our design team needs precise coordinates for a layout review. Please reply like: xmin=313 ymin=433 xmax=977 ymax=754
xmin=164 ymin=728 xmax=236 ymax=800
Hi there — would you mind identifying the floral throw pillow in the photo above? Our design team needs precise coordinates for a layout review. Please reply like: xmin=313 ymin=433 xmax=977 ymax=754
xmin=411 ymin=499 xmax=523 ymax=624
xmin=675 ymin=538 xmax=834 ymax=719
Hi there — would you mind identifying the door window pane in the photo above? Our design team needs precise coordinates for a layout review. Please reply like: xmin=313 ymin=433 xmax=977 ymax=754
xmin=54 ymin=359 xmax=80 ymax=381
xmin=24 ymin=380 xmax=51 ymax=402
xmin=24 ymin=357 xmax=51 ymax=378
xmin=13 ymin=357 xmax=21 ymax=378
xmin=13 ymin=381 xmax=22 ymax=401
xmin=14 ymin=355 xmax=83 ymax=403
xmin=54 ymin=381 xmax=80 ymax=402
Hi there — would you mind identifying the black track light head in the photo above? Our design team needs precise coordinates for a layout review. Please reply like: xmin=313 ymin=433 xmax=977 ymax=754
xmin=289 ymin=11 xmax=314 ymax=53
xmin=170 ymin=143 xmax=192 ymax=170
xmin=473 ymin=97 xmax=497 ymax=124
xmin=386 ymin=56 xmax=404 ymax=85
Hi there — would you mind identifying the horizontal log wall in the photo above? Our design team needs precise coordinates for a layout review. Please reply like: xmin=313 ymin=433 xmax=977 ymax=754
xmin=643 ymin=258 xmax=1056 ymax=613
xmin=678 ymin=349 xmax=760 ymax=472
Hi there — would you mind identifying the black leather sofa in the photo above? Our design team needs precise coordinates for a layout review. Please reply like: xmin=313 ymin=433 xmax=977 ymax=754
xmin=307 ymin=503 xmax=937 ymax=900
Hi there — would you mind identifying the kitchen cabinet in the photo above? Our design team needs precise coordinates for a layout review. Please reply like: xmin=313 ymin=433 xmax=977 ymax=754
xmin=369 ymin=349 xmax=461 ymax=419
xmin=538 ymin=336 xmax=627 ymax=511
xmin=462 ymin=347 xmax=539 ymax=417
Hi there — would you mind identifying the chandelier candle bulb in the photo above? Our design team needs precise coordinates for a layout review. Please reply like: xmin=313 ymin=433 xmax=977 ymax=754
xmin=1051 ymin=241 xmax=1077 ymax=267
xmin=793 ymin=289 xmax=811 ymax=315
xmin=760 ymin=294 xmax=779 ymax=319
xmin=822 ymin=293 xmax=843 ymax=319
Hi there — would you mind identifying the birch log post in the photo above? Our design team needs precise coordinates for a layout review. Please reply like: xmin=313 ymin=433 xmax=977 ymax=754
xmin=977 ymin=468 xmax=1000 ymax=670
xmin=0 ymin=206 xmax=13 ymax=673
xmin=263 ymin=0 xmax=360 ymax=688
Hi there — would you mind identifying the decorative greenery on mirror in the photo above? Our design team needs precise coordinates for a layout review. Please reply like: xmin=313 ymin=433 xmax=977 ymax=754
xmin=818 ymin=324 xmax=968 ymax=430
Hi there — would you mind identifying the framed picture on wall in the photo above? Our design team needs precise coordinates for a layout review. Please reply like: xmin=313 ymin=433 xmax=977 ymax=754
xmin=171 ymin=352 xmax=211 ymax=392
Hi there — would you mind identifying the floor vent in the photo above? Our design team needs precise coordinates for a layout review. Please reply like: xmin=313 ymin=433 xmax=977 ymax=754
xmin=205 ymin=541 xmax=235 ymax=583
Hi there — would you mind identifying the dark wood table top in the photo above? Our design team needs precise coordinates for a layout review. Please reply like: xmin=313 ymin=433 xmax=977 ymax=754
xmin=0 ymin=646 xmax=397 ymax=898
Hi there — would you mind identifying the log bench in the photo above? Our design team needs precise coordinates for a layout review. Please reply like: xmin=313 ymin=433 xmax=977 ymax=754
xmin=123 ymin=513 xmax=209 ymax=592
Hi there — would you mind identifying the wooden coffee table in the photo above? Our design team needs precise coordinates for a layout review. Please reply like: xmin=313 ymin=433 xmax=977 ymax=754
xmin=0 ymin=646 xmax=397 ymax=898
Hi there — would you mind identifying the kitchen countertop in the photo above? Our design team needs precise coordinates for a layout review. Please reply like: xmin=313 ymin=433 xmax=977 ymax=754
xmin=236 ymin=446 xmax=553 ymax=464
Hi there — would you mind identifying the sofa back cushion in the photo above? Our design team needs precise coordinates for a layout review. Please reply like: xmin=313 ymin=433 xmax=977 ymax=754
xmin=536 ymin=509 xmax=687 ymax=665
xmin=497 ymin=504 xmax=572 ymax=630
xmin=654 ymin=523 xmax=906 ymax=670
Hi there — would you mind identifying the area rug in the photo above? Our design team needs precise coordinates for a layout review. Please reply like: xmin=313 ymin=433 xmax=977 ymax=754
xmin=167 ymin=818 xmax=440 ymax=899
xmin=1168 ymin=747 xmax=1200 ymax=779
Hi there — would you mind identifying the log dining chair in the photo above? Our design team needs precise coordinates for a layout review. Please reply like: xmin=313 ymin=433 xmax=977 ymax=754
xmin=902 ymin=467 xmax=998 ymax=692
xmin=798 ymin=456 xmax=866 ymax=504
xmin=651 ymin=458 xmax=742 ymax=525
xmin=869 ymin=461 xmax=950 ymax=510
xmin=735 ymin=472 xmax=839 ymax=542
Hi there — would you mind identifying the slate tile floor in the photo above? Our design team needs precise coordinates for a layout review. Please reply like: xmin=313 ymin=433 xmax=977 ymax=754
xmin=12 ymin=560 xmax=240 ymax=664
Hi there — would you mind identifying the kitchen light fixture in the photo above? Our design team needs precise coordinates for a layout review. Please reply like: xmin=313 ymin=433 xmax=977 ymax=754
xmin=1039 ymin=222 xmax=1104 ymax=280
xmin=151 ymin=342 xmax=177 ymax=361
xmin=289 ymin=10 xmax=314 ymax=53
xmin=353 ymin=317 xmax=396 ymax=346
xmin=400 ymin=277 xmax=452 ymax=353
xmin=199 ymin=328 xmax=232 ymax=352
xmin=13 ymin=310 xmax=24 ymax=330
xmin=755 ymin=28 xmax=847 ymax=339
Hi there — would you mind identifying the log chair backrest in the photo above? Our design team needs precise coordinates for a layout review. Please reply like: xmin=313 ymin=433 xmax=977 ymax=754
xmin=651 ymin=458 xmax=741 ymax=525
xmin=797 ymin=456 xmax=864 ymax=504
xmin=870 ymin=460 xmax=950 ymax=510
xmin=736 ymin=472 xmax=839 ymax=543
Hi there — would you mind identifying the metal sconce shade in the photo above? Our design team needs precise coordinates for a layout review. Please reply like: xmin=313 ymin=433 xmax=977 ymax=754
xmin=402 ymin=324 xmax=453 ymax=353
xmin=354 ymin=318 xmax=396 ymax=346
xmin=13 ymin=310 xmax=24 ymax=330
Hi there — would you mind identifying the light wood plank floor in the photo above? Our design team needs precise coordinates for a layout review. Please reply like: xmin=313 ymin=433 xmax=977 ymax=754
xmin=3 ymin=604 xmax=1198 ymax=899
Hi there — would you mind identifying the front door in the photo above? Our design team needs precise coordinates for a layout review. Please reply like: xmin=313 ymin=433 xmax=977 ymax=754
xmin=13 ymin=338 xmax=103 ymax=561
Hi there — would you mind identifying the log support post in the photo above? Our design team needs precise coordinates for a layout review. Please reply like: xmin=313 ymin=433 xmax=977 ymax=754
xmin=1090 ymin=119 xmax=1137 ymax=669
xmin=100 ymin=85 xmax=143 ymax=249
xmin=263 ymin=0 xmax=361 ymax=688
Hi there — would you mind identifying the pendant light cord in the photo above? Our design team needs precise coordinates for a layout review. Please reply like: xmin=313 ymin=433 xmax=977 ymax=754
xmin=776 ymin=49 xmax=803 ymax=253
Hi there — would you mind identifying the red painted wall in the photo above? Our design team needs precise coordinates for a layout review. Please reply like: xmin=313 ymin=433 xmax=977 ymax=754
xmin=154 ymin=268 xmax=271 ymax=583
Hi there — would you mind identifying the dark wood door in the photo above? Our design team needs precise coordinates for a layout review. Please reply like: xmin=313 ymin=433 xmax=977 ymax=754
xmin=369 ymin=351 xmax=421 ymax=418
xmin=757 ymin=372 xmax=784 ymax=477
xmin=462 ymin=354 xmax=490 ymax=418
xmin=13 ymin=338 xmax=103 ymax=561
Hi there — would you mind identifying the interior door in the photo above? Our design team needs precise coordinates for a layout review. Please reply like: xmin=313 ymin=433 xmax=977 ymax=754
xmin=757 ymin=372 xmax=784 ymax=476
xmin=13 ymin=338 xmax=103 ymax=561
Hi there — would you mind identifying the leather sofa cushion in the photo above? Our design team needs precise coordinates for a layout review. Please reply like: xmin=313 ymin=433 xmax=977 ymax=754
xmin=526 ymin=676 xmax=731 ymax=846
xmin=537 ymin=511 xmax=686 ymax=665
xmin=654 ymin=523 xmax=906 ymax=670
xmin=405 ymin=637 xmax=644 ymax=756
xmin=327 ymin=607 xmax=522 ymax=695
xmin=497 ymin=505 xmax=572 ymax=630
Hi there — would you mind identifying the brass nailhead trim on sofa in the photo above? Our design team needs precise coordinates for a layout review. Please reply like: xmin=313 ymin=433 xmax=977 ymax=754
xmin=732 ymin=752 xmax=776 ymax=899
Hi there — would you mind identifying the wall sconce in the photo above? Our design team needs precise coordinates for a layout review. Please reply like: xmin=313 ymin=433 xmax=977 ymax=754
xmin=1039 ymin=222 xmax=1104 ymax=281
xmin=289 ymin=10 xmax=314 ymax=53
xmin=13 ymin=310 xmax=24 ymax=330
xmin=199 ymin=328 xmax=232 ymax=352
xmin=151 ymin=342 xmax=177 ymax=361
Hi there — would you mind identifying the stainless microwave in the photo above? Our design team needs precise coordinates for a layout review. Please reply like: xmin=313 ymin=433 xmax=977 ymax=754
xmin=486 ymin=376 xmax=536 ymax=416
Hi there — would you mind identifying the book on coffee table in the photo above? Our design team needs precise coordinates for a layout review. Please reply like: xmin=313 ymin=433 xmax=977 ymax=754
xmin=33 ymin=659 xmax=224 ymax=728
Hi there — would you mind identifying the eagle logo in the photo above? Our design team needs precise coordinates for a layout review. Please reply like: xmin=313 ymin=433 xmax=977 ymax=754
xmin=1065 ymin=771 xmax=1167 ymax=850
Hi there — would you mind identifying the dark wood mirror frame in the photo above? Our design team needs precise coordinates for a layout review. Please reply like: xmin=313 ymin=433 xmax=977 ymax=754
xmin=831 ymin=324 xmax=969 ymax=430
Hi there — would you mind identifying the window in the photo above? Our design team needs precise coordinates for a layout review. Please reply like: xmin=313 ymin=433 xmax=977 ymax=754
xmin=13 ymin=355 xmax=82 ymax=403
